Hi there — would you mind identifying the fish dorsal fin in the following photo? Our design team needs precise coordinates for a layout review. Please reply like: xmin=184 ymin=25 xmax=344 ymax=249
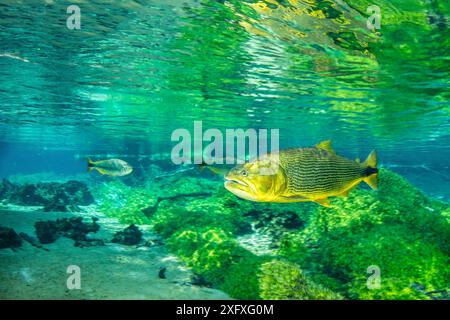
xmin=363 ymin=150 xmax=377 ymax=168
xmin=314 ymin=198 xmax=331 ymax=207
xmin=315 ymin=140 xmax=335 ymax=154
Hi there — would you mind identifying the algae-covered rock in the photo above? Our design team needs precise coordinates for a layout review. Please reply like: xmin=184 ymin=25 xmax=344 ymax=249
xmin=278 ymin=168 xmax=450 ymax=299
xmin=95 ymin=166 xmax=449 ymax=300
xmin=34 ymin=217 xmax=101 ymax=246
xmin=152 ymin=206 xmax=251 ymax=239
xmin=220 ymin=255 xmax=272 ymax=300
xmin=35 ymin=220 xmax=60 ymax=244
xmin=111 ymin=224 xmax=143 ymax=245
xmin=0 ymin=226 xmax=22 ymax=249
xmin=167 ymin=227 xmax=251 ymax=286
xmin=0 ymin=179 xmax=94 ymax=209
xmin=259 ymin=260 xmax=342 ymax=300
xmin=94 ymin=180 xmax=155 ymax=225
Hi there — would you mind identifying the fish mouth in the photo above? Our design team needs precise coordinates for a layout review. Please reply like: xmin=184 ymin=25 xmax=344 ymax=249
xmin=224 ymin=178 xmax=248 ymax=188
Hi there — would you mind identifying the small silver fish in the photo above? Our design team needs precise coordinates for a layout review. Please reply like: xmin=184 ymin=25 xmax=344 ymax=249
xmin=87 ymin=158 xmax=133 ymax=177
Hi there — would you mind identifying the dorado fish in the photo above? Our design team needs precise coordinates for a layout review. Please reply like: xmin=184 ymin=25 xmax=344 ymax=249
xmin=87 ymin=158 xmax=133 ymax=177
xmin=224 ymin=140 xmax=377 ymax=207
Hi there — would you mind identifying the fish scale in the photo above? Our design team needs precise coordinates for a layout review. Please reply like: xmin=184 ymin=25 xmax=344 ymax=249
xmin=280 ymin=148 xmax=366 ymax=196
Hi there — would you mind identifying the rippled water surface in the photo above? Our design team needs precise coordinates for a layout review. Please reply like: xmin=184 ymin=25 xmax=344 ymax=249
xmin=0 ymin=0 xmax=449 ymax=195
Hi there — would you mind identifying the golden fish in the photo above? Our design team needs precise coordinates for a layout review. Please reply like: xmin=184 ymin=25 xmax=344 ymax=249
xmin=87 ymin=158 xmax=133 ymax=177
xmin=224 ymin=140 xmax=378 ymax=207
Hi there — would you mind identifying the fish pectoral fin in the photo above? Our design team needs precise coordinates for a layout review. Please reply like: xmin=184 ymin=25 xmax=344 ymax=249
xmin=315 ymin=140 xmax=335 ymax=154
xmin=314 ymin=198 xmax=331 ymax=207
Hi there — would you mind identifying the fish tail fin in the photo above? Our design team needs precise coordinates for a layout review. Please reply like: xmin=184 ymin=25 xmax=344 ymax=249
xmin=87 ymin=158 xmax=95 ymax=173
xmin=362 ymin=150 xmax=378 ymax=190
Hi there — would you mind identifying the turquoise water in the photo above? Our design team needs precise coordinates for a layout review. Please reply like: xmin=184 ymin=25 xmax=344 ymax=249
xmin=0 ymin=0 xmax=449 ymax=300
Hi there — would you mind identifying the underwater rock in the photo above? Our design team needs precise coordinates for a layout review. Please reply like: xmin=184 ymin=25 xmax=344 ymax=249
xmin=11 ymin=183 xmax=48 ymax=205
xmin=0 ymin=179 xmax=17 ymax=201
xmin=56 ymin=217 xmax=100 ymax=241
xmin=0 ymin=179 xmax=94 ymax=210
xmin=34 ymin=217 xmax=101 ymax=245
xmin=43 ymin=194 xmax=70 ymax=212
xmin=19 ymin=232 xmax=49 ymax=251
xmin=0 ymin=226 xmax=22 ymax=249
xmin=190 ymin=275 xmax=212 ymax=288
xmin=57 ymin=180 xmax=94 ymax=205
xmin=259 ymin=260 xmax=343 ymax=300
xmin=111 ymin=224 xmax=143 ymax=245
xmin=278 ymin=168 xmax=450 ymax=300
xmin=158 ymin=267 xmax=167 ymax=279
xmin=244 ymin=207 xmax=305 ymax=245
xmin=35 ymin=221 xmax=60 ymax=244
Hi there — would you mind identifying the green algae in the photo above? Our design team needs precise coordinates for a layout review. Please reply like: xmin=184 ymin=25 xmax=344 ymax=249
xmin=95 ymin=168 xmax=449 ymax=300
xmin=259 ymin=259 xmax=343 ymax=300
xmin=279 ymin=168 xmax=450 ymax=299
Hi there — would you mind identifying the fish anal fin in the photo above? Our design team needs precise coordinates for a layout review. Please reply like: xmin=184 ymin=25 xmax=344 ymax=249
xmin=315 ymin=140 xmax=335 ymax=154
xmin=314 ymin=198 xmax=331 ymax=207
xmin=364 ymin=173 xmax=378 ymax=190
xmin=95 ymin=168 xmax=108 ymax=175
xmin=339 ymin=184 xmax=358 ymax=197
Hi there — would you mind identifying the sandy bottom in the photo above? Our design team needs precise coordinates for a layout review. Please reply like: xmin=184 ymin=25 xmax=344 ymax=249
xmin=0 ymin=207 xmax=230 ymax=300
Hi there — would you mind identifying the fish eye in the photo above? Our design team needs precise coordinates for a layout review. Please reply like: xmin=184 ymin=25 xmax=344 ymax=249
xmin=240 ymin=170 xmax=248 ymax=177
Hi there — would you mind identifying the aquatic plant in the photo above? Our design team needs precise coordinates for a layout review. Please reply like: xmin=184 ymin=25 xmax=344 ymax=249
xmin=258 ymin=259 xmax=342 ymax=300
xmin=220 ymin=255 xmax=270 ymax=300
xmin=278 ymin=168 xmax=450 ymax=299
xmin=95 ymin=181 xmax=154 ymax=225
xmin=167 ymin=227 xmax=250 ymax=286
xmin=151 ymin=205 xmax=251 ymax=238
xmin=94 ymin=167 xmax=449 ymax=300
